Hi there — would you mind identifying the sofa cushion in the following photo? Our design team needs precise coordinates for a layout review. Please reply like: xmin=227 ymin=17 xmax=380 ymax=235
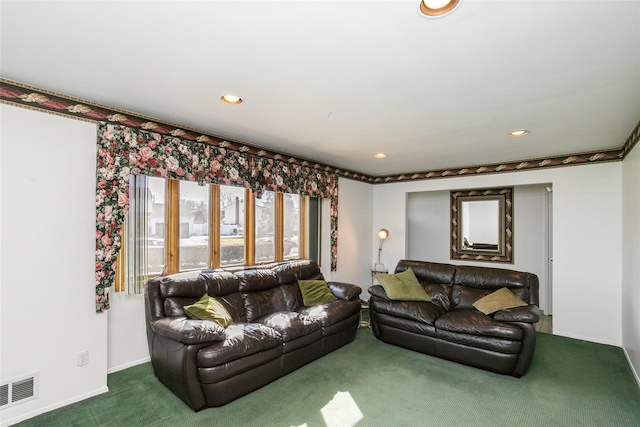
xmin=473 ymin=287 xmax=528 ymax=315
xmin=237 ymin=269 xmax=280 ymax=292
xmin=453 ymin=265 xmax=532 ymax=303
xmin=370 ymin=297 xmax=445 ymax=326
xmin=396 ymin=260 xmax=457 ymax=285
xmin=298 ymin=279 xmax=338 ymax=306
xmin=199 ymin=270 xmax=241 ymax=296
xmin=299 ymin=299 xmax=361 ymax=328
xmin=375 ymin=268 xmax=431 ymax=302
xmin=184 ymin=294 xmax=234 ymax=328
xmin=151 ymin=317 xmax=225 ymax=344
xmin=196 ymin=323 xmax=282 ymax=367
xmin=242 ymin=287 xmax=288 ymax=322
xmin=273 ymin=259 xmax=323 ymax=285
xmin=436 ymin=330 xmax=522 ymax=354
xmin=373 ymin=312 xmax=438 ymax=337
xmin=450 ymin=285 xmax=529 ymax=311
xmin=258 ymin=311 xmax=322 ymax=342
xmin=435 ymin=310 xmax=523 ymax=341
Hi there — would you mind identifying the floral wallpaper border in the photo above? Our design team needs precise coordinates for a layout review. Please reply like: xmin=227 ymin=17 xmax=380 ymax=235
xmin=95 ymin=124 xmax=339 ymax=311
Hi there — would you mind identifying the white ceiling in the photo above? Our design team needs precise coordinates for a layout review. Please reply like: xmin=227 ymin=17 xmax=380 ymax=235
xmin=1 ymin=0 xmax=639 ymax=177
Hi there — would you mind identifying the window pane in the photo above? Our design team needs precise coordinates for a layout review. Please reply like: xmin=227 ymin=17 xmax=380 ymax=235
xmin=179 ymin=181 xmax=209 ymax=271
xmin=283 ymin=193 xmax=300 ymax=260
xmin=256 ymin=191 xmax=275 ymax=263
xmin=147 ymin=177 xmax=166 ymax=275
xmin=220 ymin=185 xmax=245 ymax=266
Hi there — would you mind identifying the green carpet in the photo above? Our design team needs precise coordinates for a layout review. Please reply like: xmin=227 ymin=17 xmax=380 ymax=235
xmin=16 ymin=329 xmax=640 ymax=427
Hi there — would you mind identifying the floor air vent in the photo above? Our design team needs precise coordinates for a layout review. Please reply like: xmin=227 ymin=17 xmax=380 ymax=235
xmin=0 ymin=373 xmax=38 ymax=408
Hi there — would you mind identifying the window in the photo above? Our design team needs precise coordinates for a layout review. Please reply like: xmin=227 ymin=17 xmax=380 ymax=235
xmin=256 ymin=191 xmax=276 ymax=263
xmin=220 ymin=185 xmax=245 ymax=266
xmin=178 ymin=180 xmax=209 ymax=271
xmin=116 ymin=175 xmax=165 ymax=293
xmin=283 ymin=193 xmax=300 ymax=260
xmin=147 ymin=177 xmax=166 ymax=275
xmin=117 ymin=179 xmax=320 ymax=286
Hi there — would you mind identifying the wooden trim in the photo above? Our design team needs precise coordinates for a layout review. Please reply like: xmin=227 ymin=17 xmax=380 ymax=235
xmin=210 ymin=185 xmax=220 ymax=268
xmin=114 ymin=222 xmax=126 ymax=292
xmin=275 ymin=192 xmax=284 ymax=262
xmin=166 ymin=179 xmax=180 ymax=274
xmin=300 ymin=196 xmax=308 ymax=259
xmin=244 ymin=188 xmax=255 ymax=266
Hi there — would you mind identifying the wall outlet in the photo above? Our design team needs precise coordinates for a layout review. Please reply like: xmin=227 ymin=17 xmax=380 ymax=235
xmin=77 ymin=350 xmax=89 ymax=367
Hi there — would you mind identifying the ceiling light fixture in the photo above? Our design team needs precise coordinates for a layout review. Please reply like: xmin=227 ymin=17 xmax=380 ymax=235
xmin=221 ymin=95 xmax=243 ymax=105
xmin=374 ymin=153 xmax=387 ymax=159
xmin=419 ymin=0 xmax=460 ymax=17
xmin=509 ymin=130 xmax=530 ymax=137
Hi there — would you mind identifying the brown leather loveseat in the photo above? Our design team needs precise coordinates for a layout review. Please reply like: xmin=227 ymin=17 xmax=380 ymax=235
xmin=369 ymin=260 xmax=540 ymax=377
xmin=144 ymin=260 xmax=361 ymax=410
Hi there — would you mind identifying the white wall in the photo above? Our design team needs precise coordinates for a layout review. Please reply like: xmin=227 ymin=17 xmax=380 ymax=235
xmin=374 ymin=163 xmax=623 ymax=346
xmin=106 ymin=294 xmax=150 ymax=373
xmin=0 ymin=105 xmax=108 ymax=426
xmin=321 ymin=177 xmax=374 ymax=298
xmin=622 ymin=145 xmax=640 ymax=385
xmin=406 ymin=184 xmax=549 ymax=312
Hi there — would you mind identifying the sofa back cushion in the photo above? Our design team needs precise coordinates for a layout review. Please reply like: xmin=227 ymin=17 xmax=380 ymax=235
xmin=273 ymin=260 xmax=323 ymax=310
xmin=146 ymin=271 xmax=204 ymax=321
xmin=152 ymin=270 xmax=247 ymax=322
xmin=396 ymin=260 xmax=457 ymax=284
xmin=237 ymin=269 xmax=289 ymax=322
xmin=199 ymin=270 xmax=246 ymax=322
xmin=395 ymin=260 xmax=456 ymax=310
xmin=451 ymin=265 xmax=535 ymax=311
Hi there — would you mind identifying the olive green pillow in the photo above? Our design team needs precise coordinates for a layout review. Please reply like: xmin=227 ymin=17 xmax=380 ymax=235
xmin=298 ymin=279 xmax=338 ymax=306
xmin=184 ymin=293 xmax=234 ymax=328
xmin=375 ymin=268 xmax=431 ymax=302
xmin=473 ymin=287 xmax=528 ymax=315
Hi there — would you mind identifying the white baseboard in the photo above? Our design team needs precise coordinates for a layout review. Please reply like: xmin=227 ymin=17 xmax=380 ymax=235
xmin=622 ymin=346 xmax=640 ymax=390
xmin=107 ymin=356 xmax=150 ymax=374
xmin=552 ymin=330 xmax=620 ymax=347
xmin=1 ymin=386 xmax=109 ymax=427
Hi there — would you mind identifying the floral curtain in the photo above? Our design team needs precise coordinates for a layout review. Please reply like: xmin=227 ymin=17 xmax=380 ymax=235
xmin=95 ymin=123 xmax=339 ymax=311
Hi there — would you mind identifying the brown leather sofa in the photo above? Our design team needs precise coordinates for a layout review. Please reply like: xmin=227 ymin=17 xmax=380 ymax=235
xmin=144 ymin=260 xmax=361 ymax=410
xmin=369 ymin=260 xmax=540 ymax=377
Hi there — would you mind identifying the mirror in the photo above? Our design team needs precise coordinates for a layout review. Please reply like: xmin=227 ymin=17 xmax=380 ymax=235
xmin=451 ymin=187 xmax=513 ymax=263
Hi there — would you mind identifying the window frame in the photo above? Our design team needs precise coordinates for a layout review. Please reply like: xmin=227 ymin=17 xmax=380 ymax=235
xmin=117 ymin=179 xmax=313 ymax=286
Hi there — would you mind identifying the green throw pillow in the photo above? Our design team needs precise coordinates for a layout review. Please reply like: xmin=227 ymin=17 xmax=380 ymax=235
xmin=298 ymin=279 xmax=338 ymax=306
xmin=473 ymin=287 xmax=528 ymax=315
xmin=184 ymin=293 xmax=234 ymax=328
xmin=375 ymin=268 xmax=431 ymax=302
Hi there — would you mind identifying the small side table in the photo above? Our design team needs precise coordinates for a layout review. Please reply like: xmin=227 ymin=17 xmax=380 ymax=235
xmin=359 ymin=299 xmax=370 ymax=328
xmin=371 ymin=268 xmax=388 ymax=286
xmin=359 ymin=269 xmax=388 ymax=329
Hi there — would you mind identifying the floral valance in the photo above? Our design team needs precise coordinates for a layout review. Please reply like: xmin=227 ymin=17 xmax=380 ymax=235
xmin=95 ymin=123 xmax=339 ymax=312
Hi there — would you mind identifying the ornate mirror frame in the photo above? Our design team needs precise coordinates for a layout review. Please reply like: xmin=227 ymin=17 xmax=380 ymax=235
xmin=450 ymin=187 xmax=514 ymax=263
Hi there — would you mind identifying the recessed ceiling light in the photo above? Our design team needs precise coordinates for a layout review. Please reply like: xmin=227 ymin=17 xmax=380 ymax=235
xmin=221 ymin=95 xmax=242 ymax=105
xmin=374 ymin=153 xmax=387 ymax=159
xmin=509 ymin=130 xmax=530 ymax=137
xmin=419 ymin=0 xmax=460 ymax=17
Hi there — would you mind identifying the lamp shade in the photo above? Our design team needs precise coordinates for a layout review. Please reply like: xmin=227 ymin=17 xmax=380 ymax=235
xmin=378 ymin=229 xmax=389 ymax=240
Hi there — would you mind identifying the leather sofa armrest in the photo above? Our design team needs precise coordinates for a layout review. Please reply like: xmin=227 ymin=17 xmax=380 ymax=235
xmin=368 ymin=285 xmax=389 ymax=300
xmin=151 ymin=317 xmax=225 ymax=345
xmin=328 ymin=281 xmax=362 ymax=301
xmin=493 ymin=305 xmax=541 ymax=324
